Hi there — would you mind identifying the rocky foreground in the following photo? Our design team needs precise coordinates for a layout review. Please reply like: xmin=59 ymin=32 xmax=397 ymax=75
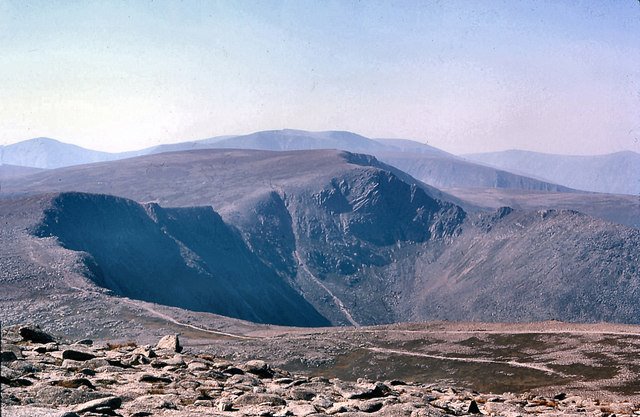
xmin=2 ymin=325 xmax=638 ymax=417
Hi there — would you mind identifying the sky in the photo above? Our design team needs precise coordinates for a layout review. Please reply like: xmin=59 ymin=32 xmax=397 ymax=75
xmin=0 ymin=0 xmax=639 ymax=155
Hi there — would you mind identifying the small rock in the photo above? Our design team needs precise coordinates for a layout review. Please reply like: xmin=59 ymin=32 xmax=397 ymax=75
xmin=132 ymin=346 xmax=157 ymax=358
xmin=359 ymin=400 xmax=384 ymax=412
xmin=224 ymin=366 xmax=245 ymax=375
xmin=164 ymin=354 xmax=185 ymax=367
xmin=281 ymin=402 xmax=318 ymax=416
xmin=33 ymin=343 xmax=59 ymax=354
xmin=62 ymin=359 xmax=84 ymax=370
xmin=289 ymin=388 xmax=316 ymax=401
xmin=235 ymin=393 xmax=287 ymax=406
xmin=156 ymin=334 xmax=182 ymax=353
xmin=326 ymin=404 xmax=349 ymax=414
xmin=52 ymin=378 xmax=96 ymax=389
xmin=468 ymin=400 xmax=481 ymax=414
xmin=19 ymin=325 xmax=55 ymax=343
xmin=312 ymin=396 xmax=334 ymax=409
xmin=336 ymin=381 xmax=390 ymax=399
xmin=79 ymin=368 xmax=96 ymax=376
xmin=389 ymin=380 xmax=407 ymax=386
xmin=62 ymin=349 xmax=96 ymax=361
xmin=188 ymin=361 xmax=209 ymax=372
xmin=1 ymin=351 xmax=18 ymax=362
xmin=139 ymin=373 xmax=172 ymax=384
xmin=193 ymin=399 xmax=213 ymax=407
xmin=218 ymin=400 xmax=234 ymax=411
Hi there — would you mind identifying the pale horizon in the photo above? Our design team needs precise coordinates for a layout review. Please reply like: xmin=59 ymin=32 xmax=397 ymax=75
xmin=3 ymin=129 xmax=640 ymax=158
xmin=1 ymin=1 xmax=639 ymax=155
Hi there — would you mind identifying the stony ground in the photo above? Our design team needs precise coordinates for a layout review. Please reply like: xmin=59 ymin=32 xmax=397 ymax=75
xmin=3 ymin=325 xmax=640 ymax=417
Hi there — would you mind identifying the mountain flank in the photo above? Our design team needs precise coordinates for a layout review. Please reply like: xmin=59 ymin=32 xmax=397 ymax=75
xmin=2 ymin=148 xmax=639 ymax=328
xmin=465 ymin=149 xmax=640 ymax=195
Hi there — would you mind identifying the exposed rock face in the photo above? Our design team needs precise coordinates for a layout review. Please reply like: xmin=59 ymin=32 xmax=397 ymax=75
xmin=3 ymin=327 xmax=634 ymax=417
xmin=31 ymin=192 xmax=329 ymax=328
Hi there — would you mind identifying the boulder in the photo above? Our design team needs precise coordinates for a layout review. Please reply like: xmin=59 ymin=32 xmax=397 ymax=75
xmin=139 ymin=373 xmax=173 ymax=384
xmin=242 ymin=359 xmax=274 ymax=378
xmin=468 ymin=400 xmax=481 ymax=414
xmin=155 ymin=334 xmax=182 ymax=353
xmin=71 ymin=396 xmax=122 ymax=413
xmin=335 ymin=381 xmax=391 ymax=399
xmin=1 ymin=351 xmax=18 ymax=362
xmin=62 ymin=349 xmax=96 ymax=361
xmin=19 ymin=326 xmax=55 ymax=344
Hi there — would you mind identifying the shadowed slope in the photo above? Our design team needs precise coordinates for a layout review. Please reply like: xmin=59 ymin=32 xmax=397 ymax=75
xmin=32 ymin=192 xmax=329 ymax=327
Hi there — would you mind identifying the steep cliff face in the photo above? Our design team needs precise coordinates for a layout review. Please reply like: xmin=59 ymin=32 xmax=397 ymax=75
xmin=278 ymin=168 xmax=466 ymax=325
xmin=32 ymin=192 xmax=329 ymax=327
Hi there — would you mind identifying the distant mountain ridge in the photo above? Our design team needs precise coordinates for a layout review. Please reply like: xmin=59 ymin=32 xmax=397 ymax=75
xmin=3 ymin=131 xmax=580 ymax=194
xmin=465 ymin=149 xmax=640 ymax=195
xmin=4 ymin=130 xmax=637 ymax=195
xmin=0 ymin=137 xmax=122 ymax=169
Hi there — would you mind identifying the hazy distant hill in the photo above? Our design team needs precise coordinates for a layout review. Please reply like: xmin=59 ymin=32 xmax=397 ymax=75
xmin=0 ymin=137 xmax=123 ymax=169
xmin=375 ymin=151 xmax=571 ymax=192
xmin=2 ymin=149 xmax=639 ymax=327
xmin=465 ymin=150 xmax=640 ymax=195
xmin=374 ymin=138 xmax=455 ymax=157
xmin=201 ymin=130 xmax=575 ymax=193
xmin=141 ymin=135 xmax=235 ymax=155
xmin=5 ymin=131 xmax=636 ymax=196
xmin=211 ymin=129 xmax=390 ymax=153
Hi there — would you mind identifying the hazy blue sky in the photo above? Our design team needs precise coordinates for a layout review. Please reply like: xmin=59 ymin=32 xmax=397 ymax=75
xmin=1 ymin=0 xmax=639 ymax=154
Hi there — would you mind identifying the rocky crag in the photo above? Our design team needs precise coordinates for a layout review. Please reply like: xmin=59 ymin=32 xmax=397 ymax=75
xmin=2 ymin=325 xmax=638 ymax=417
